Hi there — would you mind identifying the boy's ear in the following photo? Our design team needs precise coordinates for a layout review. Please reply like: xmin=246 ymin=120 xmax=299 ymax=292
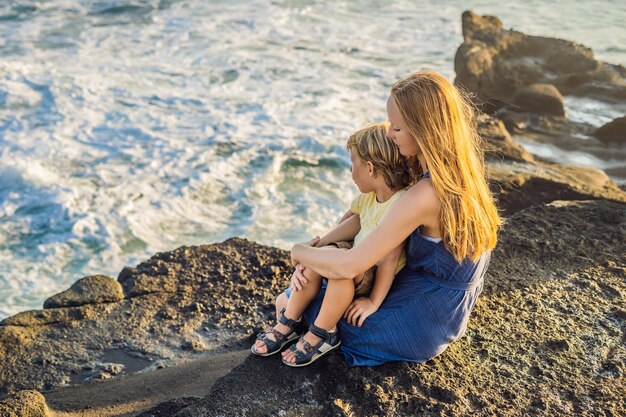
xmin=367 ymin=161 xmax=376 ymax=177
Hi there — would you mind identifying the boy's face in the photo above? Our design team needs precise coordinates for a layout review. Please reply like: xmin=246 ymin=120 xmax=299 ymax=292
xmin=349 ymin=148 xmax=372 ymax=193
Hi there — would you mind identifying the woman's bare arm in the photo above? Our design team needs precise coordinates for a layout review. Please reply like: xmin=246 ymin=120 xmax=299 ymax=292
xmin=292 ymin=181 xmax=439 ymax=279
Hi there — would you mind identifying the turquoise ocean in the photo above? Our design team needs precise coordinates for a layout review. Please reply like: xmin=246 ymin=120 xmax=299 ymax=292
xmin=1 ymin=0 xmax=625 ymax=318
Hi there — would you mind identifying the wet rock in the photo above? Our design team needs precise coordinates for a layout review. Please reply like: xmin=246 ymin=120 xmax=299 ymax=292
xmin=595 ymin=116 xmax=626 ymax=145
xmin=135 ymin=397 xmax=202 ymax=417
xmin=512 ymin=84 xmax=565 ymax=116
xmin=43 ymin=275 xmax=123 ymax=309
xmin=0 ymin=390 xmax=50 ymax=417
xmin=455 ymin=11 xmax=626 ymax=112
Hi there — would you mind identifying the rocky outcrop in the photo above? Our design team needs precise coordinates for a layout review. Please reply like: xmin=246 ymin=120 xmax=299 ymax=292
xmin=0 ymin=239 xmax=293 ymax=396
xmin=43 ymin=275 xmax=123 ymax=309
xmin=0 ymin=390 xmax=50 ymax=417
xmin=595 ymin=116 xmax=626 ymax=145
xmin=477 ymin=113 xmax=534 ymax=163
xmin=455 ymin=11 xmax=626 ymax=112
xmin=139 ymin=200 xmax=626 ymax=416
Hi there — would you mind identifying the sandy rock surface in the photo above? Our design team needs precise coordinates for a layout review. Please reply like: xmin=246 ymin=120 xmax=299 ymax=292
xmin=0 ymin=239 xmax=294 ymax=396
xmin=0 ymin=390 xmax=50 ymax=417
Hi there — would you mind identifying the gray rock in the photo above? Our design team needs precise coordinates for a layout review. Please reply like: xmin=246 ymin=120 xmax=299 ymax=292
xmin=43 ymin=275 xmax=123 ymax=309
xmin=513 ymin=84 xmax=565 ymax=116
xmin=0 ymin=390 xmax=50 ymax=417
xmin=595 ymin=116 xmax=626 ymax=144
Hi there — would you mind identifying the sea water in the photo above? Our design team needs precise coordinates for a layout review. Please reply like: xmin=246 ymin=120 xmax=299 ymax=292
xmin=1 ymin=0 xmax=625 ymax=318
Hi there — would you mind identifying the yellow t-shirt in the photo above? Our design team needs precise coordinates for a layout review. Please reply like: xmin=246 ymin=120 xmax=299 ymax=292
xmin=350 ymin=190 xmax=407 ymax=274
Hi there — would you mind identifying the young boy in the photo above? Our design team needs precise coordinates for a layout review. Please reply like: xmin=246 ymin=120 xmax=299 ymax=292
xmin=252 ymin=123 xmax=412 ymax=366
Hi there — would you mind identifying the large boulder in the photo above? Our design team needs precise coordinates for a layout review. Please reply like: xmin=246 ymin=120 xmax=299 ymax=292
xmin=512 ymin=83 xmax=565 ymax=116
xmin=43 ymin=275 xmax=123 ymax=309
xmin=455 ymin=11 xmax=626 ymax=112
xmin=595 ymin=116 xmax=626 ymax=145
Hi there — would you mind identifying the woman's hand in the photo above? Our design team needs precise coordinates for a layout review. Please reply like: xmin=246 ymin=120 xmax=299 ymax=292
xmin=344 ymin=297 xmax=378 ymax=327
xmin=291 ymin=236 xmax=321 ymax=266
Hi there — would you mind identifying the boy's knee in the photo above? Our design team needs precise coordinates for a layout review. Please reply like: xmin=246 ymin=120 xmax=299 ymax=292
xmin=276 ymin=292 xmax=288 ymax=308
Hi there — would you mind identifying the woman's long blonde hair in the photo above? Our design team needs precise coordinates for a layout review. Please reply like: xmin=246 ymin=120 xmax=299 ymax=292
xmin=391 ymin=71 xmax=502 ymax=261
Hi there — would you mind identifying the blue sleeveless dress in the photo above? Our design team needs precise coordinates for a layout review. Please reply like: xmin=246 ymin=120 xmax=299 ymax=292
xmin=285 ymin=175 xmax=490 ymax=366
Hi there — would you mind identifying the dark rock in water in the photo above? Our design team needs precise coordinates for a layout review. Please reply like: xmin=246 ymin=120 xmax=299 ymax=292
xmin=595 ymin=116 xmax=626 ymax=144
xmin=512 ymin=83 xmax=565 ymax=116
xmin=147 ymin=200 xmax=626 ymax=417
xmin=455 ymin=11 xmax=626 ymax=112
xmin=43 ymin=275 xmax=123 ymax=309
xmin=0 ymin=390 xmax=50 ymax=416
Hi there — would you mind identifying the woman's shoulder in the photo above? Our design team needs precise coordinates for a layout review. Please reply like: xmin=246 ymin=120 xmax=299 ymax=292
xmin=407 ymin=176 xmax=437 ymax=199
xmin=401 ymin=178 xmax=440 ymax=214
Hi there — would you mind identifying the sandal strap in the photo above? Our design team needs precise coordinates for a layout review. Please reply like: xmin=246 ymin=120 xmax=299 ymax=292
xmin=308 ymin=323 xmax=333 ymax=343
xmin=256 ymin=327 xmax=287 ymax=342
xmin=278 ymin=307 xmax=301 ymax=330
xmin=289 ymin=338 xmax=318 ymax=360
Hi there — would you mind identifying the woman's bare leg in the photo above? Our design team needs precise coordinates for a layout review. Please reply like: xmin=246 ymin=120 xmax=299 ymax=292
xmin=282 ymin=277 xmax=355 ymax=363
xmin=254 ymin=267 xmax=323 ymax=354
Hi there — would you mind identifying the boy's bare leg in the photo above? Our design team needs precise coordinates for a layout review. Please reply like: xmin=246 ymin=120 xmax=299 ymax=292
xmin=275 ymin=292 xmax=288 ymax=319
xmin=254 ymin=266 xmax=323 ymax=354
xmin=282 ymin=276 xmax=355 ymax=363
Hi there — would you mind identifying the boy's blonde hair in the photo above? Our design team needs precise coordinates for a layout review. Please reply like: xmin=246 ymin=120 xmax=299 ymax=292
xmin=390 ymin=71 xmax=502 ymax=262
xmin=347 ymin=123 xmax=411 ymax=191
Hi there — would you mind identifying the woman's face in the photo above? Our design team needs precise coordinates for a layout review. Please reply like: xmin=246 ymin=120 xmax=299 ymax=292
xmin=386 ymin=96 xmax=420 ymax=157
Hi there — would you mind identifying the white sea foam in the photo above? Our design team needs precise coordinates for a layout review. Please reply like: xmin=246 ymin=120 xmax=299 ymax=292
xmin=0 ymin=0 xmax=624 ymax=318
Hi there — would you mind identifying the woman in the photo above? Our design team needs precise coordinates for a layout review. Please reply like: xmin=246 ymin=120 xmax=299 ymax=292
xmin=281 ymin=71 xmax=502 ymax=366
